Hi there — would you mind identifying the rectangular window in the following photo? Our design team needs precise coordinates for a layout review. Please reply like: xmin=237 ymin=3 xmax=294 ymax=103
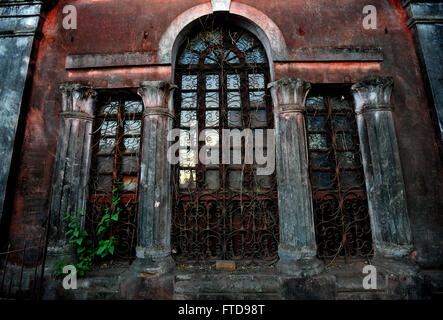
xmin=306 ymin=86 xmax=373 ymax=261
xmin=87 ymin=92 xmax=143 ymax=261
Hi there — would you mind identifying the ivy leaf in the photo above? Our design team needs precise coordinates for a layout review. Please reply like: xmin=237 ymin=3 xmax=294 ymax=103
xmin=97 ymin=226 xmax=107 ymax=235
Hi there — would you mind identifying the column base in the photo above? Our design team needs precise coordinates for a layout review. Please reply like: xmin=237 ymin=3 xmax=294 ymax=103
xmin=371 ymin=255 xmax=419 ymax=276
xmin=374 ymin=242 xmax=414 ymax=258
xmin=277 ymin=256 xmax=324 ymax=277
xmin=131 ymin=247 xmax=175 ymax=275
xmin=45 ymin=244 xmax=75 ymax=275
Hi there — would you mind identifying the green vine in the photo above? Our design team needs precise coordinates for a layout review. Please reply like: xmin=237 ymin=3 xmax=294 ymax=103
xmin=54 ymin=183 xmax=122 ymax=277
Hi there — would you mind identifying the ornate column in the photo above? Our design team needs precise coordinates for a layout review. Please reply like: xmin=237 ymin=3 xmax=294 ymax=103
xmin=268 ymin=79 xmax=323 ymax=276
xmin=351 ymin=77 xmax=413 ymax=259
xmin=48 ymin=83 xmax=96 ymax=258
xmin=132 ymin=81 xmax=177 ymax=274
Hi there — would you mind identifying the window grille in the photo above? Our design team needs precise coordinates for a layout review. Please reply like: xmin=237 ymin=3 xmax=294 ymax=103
xmin=306 ymin=86 xmax=373 ymax=261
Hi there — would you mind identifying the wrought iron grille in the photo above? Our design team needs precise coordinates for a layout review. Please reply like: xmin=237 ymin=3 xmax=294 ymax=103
xmin=87 ymin=92 xmax=142 ymax=261
xmin=172 ymin=21 xmax=279 ymax=263
xmin=306 ymin=86 xmax=373 ymax=262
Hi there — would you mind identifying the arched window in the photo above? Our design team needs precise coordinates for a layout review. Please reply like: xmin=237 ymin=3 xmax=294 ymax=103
xmin=172 ymin=20 xmax=279 ymax=263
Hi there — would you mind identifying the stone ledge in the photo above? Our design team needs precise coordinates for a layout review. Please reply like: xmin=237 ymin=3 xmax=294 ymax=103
xmin=289 ymin=47 xmax=383 ymax=62
xmin=65 ymin=52 xmax=159 ymax=69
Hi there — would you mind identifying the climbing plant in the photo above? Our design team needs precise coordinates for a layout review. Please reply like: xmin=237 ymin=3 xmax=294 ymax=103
xmin=54 ymin=183 xmax=122 ymax=277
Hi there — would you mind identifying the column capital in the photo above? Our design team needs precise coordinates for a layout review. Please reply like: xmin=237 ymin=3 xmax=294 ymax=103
xmin=59 ymin=82 xmax=96 ymax=118
xmin=351 ymin=76 xmax=394 ymax=114
xmin=137 ymin=81 xmax=177 ymax=110
xmin=268 ymin=78 xmax=311 ymax=113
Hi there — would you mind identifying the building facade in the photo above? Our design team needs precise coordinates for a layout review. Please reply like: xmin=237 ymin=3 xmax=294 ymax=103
xmin=0 ymin=0 xmax=442 ymax=299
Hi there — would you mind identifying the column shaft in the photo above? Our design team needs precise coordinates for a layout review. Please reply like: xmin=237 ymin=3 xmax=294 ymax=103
xmin=269 ymin=79 xmax=323 ymax=276
xmin=351 ymin=77 xmax=413 ymax=257
xmin=134 ymin=81 xmax=176 ymax=273
xmin=48 ymin=83 xmax=96 ymax=255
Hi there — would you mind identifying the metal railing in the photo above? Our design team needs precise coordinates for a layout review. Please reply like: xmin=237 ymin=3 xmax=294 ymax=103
xmin=0 ymin=235 xmax=47 ymax=300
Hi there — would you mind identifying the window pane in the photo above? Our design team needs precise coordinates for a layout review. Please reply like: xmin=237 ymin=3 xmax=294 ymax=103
xmin=204 ymin=50 xmax=218 ymax=64
xmin=227 ymin=92 xmax=241 ymax=108
xmin=225 ymin=51 xmax=240 ymax=64
xmin=331 ymin=95 xmax=353 ymax=111
xmin=100 ymin=101 xmax=119 ymax=114
xmin=228 ymin=110 xmax=242 ymax=127
xmin=248 ymin=74 xmax=265 ymax=89
xmin=249 ymin=91 xmax=266 ymax=109
xmin=206 ymin=74 xmax=219 ymax=90
xmin=182 ymin=75 xmax=198 ymax=90
xmin=337 ymin=152 xmax=357 ymax=169
xmin=205 ymin=170 xmax=220 ymax=189
xmin=122 ymin=176 xmax=138 ymax=191
xmin=124 ymin=120 xmax=141 ymax=135
xmin=180 ymin=111 xmax=197 ymax=127
xmin=123 ymin=137 xmax=140 ymax=153
xmin=98 ymin=138 xmax=115 ymax=154
xmin=181 ymin=92 xmax=197 ymax=109
xmin=245 ymin=47 xmax=266 ymax=63
xmin=204 ymin=129 xmax=219 ymax=147
xmin=179 ymin=129 xmax=197 ymax=147
xmin=227 ymin=74 xmax=240 ymax=89
xmin=100 ymin=121 xmax=117 ymax=136
xmin=179 ymin=149 xmax=197 ymax=167
xmin=336 ymin=133 xmax=355 ymax=150
xmin=340 ymin=171 xmax=360 ymax=188
xmin=250 ymin=110 xmax=267 ymax=128
xmin=96 ymin=175 xmax=113 ymax=191
xmin=306 ymin=96 xmax=325 ymax=110
xmin=121 ymin=156 xmax=138 ymax=173
xmin=255 ymin=174 xmax=272 ymax=189
xmin=205 ymin=110 xmax=219 ymax=127
xmin=96 ymin=156 xmax=113 ymax=173
xmin=333 ymin=115 xmax=351 ymax=131
xmin=310 ymin=152 xmax=329 ymax=169
xmin=236 ymin=33 xmax=256 ymax=52
xmin=308 ymin=116 xmax=326 ymax=131
xmin=205 ymin=92 xmax=219 ymax=109
xmin=179 ymin=170 xmax=196 ymax=189
xmin=228 ymin=171 xmax=242 ymax=189
xmin=312 ymin=171 xmax=331 ymax=188
xmin=309 ymin=134 xmax=327 ymax=149
xmin=179 ymin=50 xmax=199 ymax=64
xmin=124 ymin=101 xmax=143 ymax=113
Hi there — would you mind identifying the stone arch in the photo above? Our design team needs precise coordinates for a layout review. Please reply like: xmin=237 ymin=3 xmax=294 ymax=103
xmin=158 ymin=2 xmax=288 ymax=81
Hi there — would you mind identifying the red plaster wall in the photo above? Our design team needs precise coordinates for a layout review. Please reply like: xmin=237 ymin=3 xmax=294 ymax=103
xmin=6 ymin=0 xmax=442 ymax=268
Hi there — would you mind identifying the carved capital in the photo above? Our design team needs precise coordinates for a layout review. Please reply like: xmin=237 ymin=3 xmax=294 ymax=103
xmin=268 ymin=79 xmax=311 ymax=113
xmin=59 ymin=83 xmax=96 ymax=116
xmin=137 ymin=81 xmax=177 ymax=113
xmin=351 ymin=76 xmax=394 ymax=114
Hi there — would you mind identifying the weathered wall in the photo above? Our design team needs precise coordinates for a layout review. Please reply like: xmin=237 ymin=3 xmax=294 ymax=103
xmin=3 ymin=0 xmax=442 ymax=268
xmin=0 ymin=1 xmax=43 ymax=238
